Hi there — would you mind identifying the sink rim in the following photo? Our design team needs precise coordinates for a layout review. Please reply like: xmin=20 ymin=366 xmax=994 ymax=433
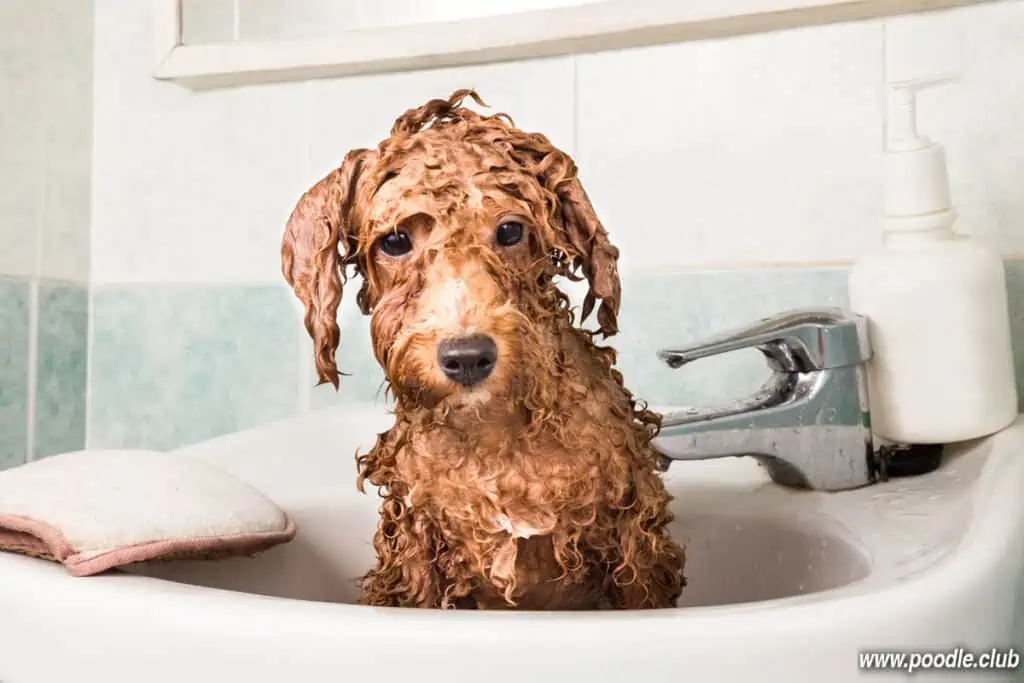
xmin=3 ymin=405 xmax=1019 ymax=632
xmin=133 ymin=407 xmax=1023 ymax=618
xmin=201 ymin=405 xmax=1022 ymax=593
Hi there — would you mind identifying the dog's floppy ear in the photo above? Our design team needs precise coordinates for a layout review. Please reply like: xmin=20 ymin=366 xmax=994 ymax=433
xmin=553 ymin=173 xmax=622 ymax=338
xmin=281 ymin=148 xmax=373 ymax=388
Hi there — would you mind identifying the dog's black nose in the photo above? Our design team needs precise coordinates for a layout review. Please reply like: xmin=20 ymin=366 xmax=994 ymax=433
xmin=438 ymin=335 xmax=498 ymax=387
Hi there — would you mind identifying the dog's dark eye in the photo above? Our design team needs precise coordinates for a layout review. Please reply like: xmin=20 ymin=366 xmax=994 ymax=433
xmin=496 ymin=221 xmax=524 ymax=247
xmin=379 ymin=231 xmax=412 ymax=257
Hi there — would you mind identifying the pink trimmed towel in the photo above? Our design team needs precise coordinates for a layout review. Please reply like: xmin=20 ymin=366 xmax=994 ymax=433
xmin=0 ymin=449 xmax=296 ymax=576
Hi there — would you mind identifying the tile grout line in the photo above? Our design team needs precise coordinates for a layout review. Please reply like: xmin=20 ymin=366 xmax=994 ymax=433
xmin=0 ymin=274 xmax=90 ymax=286
xmin=25 ymin=281 xmax=40 ymax=463
xmin=85 ymin=0 xmax=102 ymax=450
xmin=84 ymin=281 xmax=95 ymax=449
xmin=880 ymin=17 xmax=890 ymax=151
xmin=24 ymin=9 xmax=52 ymax=464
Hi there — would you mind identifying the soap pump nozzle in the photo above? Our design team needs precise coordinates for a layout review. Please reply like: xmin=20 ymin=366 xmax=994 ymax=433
xmin=883 ymin=75 xmax=957 ymax=224
xmin=888 ymin=75 xmax=954 ymax=152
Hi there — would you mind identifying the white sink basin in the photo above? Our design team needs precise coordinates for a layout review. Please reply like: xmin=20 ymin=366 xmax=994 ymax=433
xmin=674 ymin=513 xmax=868 ymax=608
xmin=117 ymin=471 xmax=873 ymax=610
xmin=2 ymin=402 xmax=1023 ymax=683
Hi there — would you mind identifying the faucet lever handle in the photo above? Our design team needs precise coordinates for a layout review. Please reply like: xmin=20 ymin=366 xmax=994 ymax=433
xmin=656 ymin=307 xmax=871 ymax=372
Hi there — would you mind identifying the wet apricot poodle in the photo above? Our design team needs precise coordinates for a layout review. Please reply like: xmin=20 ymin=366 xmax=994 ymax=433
xmin=281 ymin=89 xmax=686 ymax=609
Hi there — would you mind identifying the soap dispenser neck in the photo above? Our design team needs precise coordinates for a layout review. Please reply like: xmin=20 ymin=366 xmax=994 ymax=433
xmin=884 ymin=210 xmax=956 ymax=241
xmin=882 ymin=76 xmax=957 ymax=227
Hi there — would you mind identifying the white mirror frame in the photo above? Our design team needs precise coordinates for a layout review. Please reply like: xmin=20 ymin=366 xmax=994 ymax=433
xmin=153 ymin=0 xmax=989 ymax=89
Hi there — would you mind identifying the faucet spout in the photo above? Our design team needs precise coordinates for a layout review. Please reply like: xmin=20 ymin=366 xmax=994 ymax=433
xmin=652 ymin=308 xmax=880 ymax=491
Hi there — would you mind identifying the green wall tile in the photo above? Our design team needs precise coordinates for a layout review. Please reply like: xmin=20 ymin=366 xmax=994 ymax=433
xmin=0 ymin=277 xmax=30 ymax=469
xmin=88 ymin=284 xmax=301 ymax=450
xmin=34 ymin=281 xmax=88 ymax=458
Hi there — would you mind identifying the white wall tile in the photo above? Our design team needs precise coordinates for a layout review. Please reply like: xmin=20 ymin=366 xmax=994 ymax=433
xmin=38 ymin=0 xmax=93 ymax=282
xmin=884 ymin=9 xmax=965 ymax=83
xmin=90 ymin=0 xmax=1024 ymax=284
xmin=575 ymin=21 xmax=885 ymax=272
xmin=92 ymin=0 xmax=312 ymax=284
xmin=303 ymin=56 xmax=576 ymax=179
xmin=0 ymin=0 xmax=93 ymax=282
xmin=0 ymin=0 xmax=41 ymax=278
xmin=885 ymin=0 xmax=1024 ymax=255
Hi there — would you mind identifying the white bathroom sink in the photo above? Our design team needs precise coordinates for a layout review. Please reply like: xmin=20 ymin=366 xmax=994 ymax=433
xmin=119 ymin=467 xmax=873 ymax=610
xmin=2 ymin=401 xmax=1023 ymax=683
xmin=119 ymin=434 xmax=872 ymax=609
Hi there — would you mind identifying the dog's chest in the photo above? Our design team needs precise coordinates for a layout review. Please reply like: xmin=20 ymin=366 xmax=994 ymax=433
xmin=471 ymin=534 xmax=604 ymax=610
xmin=396 ymin=414 xmax=628 ymax=608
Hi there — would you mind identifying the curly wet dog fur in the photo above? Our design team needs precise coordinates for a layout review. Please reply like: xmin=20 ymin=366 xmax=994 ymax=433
xmin=281 ymin=89 xmax=686 ymax=610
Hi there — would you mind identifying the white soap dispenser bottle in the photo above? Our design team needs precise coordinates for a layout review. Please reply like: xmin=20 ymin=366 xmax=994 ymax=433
xmin=848 ymin=76 xmax=1018 ymax=445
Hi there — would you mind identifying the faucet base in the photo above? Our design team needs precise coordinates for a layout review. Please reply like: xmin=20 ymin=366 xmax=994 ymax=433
xmin=653 ymin=424 xmax=878 ymax=492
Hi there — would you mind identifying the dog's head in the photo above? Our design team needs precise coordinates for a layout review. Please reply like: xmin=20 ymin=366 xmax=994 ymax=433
xmin=282 ymin=89 xmax=621 ymax=411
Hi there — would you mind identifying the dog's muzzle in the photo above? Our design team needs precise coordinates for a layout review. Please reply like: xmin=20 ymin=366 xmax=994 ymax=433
xmin=438 ymin=335 xmax=497 ymax=387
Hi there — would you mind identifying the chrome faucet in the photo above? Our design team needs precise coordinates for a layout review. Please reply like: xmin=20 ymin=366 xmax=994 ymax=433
xmin=652 ymin=307 xmax=880 ymax=492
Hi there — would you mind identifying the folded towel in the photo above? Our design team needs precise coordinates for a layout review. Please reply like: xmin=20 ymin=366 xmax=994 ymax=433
xmin=0 ymin=449 xmax=296 ymax=576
